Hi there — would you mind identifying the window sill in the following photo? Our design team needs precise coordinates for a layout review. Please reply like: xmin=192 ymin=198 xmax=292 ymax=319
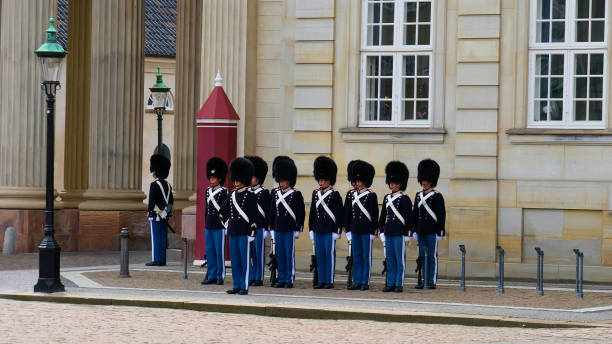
xmin=506 ymin=128 xmax=612 ymax=145
xmin=339 ymin=127 xmax=446 ymax=144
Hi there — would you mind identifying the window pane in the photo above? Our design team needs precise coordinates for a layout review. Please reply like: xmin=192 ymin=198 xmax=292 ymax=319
xmin=418 ymin=2 xmax=431 ymax=22
xmin=590 ymin=54 xmax=604 ymax=74
xmin=403 ymin=101 xmax=415 ymax=120
xmin=575 ymin=54 xmax=588 ymax=75
xmin=367 ymin=56 xmax=379 ymax=76
xmin=589 ymin=77 xmax=603 ymax=98
xmin=550 ymin=78 xmax=563 ymax=98
xmin=577 ymin=0 xmax=589 ymax=19
xmin=404 ymin=78 xmax=414 ymax=97
xmin=404 ymin=55 xmax=415 ymax=76
xmin=536 ymin=77 xmax=548 ymax=97
xmin=381 ymin=25 xmax=394 ymax=45
xmin=369 ymin=3 xmax=380 ymax=23
xmin=575 ymin=101 xmax=587 ymax=120
xmin=535 ymin=100 xmax=548 ymax=121
xmin=552 ymin=0 xmax=565 ymax=19
xmin=416 ymin=78 xmax=429 ymax=98
xmin=551 ymin=22 xmax=565 ymax=42
xmin=539 ymin=0 xmax=551 ymax=20
xmin=380 ymin=101 xmax=392 ymax=121
xmin=366 ymin=100 xmax=378 ymax=121
xmin=537 ymin=22 xmax=551 ymax=43
xmin=591 ymin=21 xmax=605 ymax=42
xmin=550 ymin=101 xmax=563 ymax=120
xmin=416 ymin=101 xmax=428 ymax=120
xmin=382 ymin=3 xmax=394 ymax=23
xmin=381 ymin=56 xmax=393 ymax=76
xmin=404 ymin=25 xmax=416 ymax=45
xmin=536 ymin=55 xmax=549 ymax=75
xmin=589 ymin=101 xmax=602 ymax=120
xmin=380 ymin=78 xmax=393 ymax=99
xmin=366 ymin=78 xmax=378 ymax=98
xmin=592 ymin=0 xmax=605 ymax=18
xmin=417 ymin=55 xmax=429 ymax=76
xmin=551 ymin=55 xmax=564 ymax=74
xmin=405 ymin=2 xmax=416 ymax=22
xmin=418 ymin=25 xmax=430 ymax=45
xmin=575 ymin=77 xmax=587 ymax=98
xmin=368 ymin=25 xmax=380 ymax=45
xmin=576 ymin=21 xmax=589 ymax=42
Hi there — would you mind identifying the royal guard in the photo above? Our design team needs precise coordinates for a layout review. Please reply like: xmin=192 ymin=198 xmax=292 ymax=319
xmin=343 ymin=160 xmax=358 ymax=225
xmin=379 ymin=161 xmax=412 ymax=292
xmin=344 ymin=161 xmax=378 ymax=291
xmin=147 ymin=154 xmax=174 ymax=266
xmin=309 ymin=156 xmax=344 ymax=289
xmin=269 ymin=157 xmax=305 ymax=288
xmin=201 ymin=157 xmax=229 ymax=285
xmin=221 ymin=158 xmax=258 ymax=295
xmin=245 ymin=155 xmax=270 ymax=286
xmin=413 ymin=159 xmax=446 ymax=289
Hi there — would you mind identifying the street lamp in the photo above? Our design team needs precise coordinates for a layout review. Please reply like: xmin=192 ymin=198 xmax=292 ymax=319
xmin=149 ymin=67 xmax=171 ymax=154
xmin=33 ymin=18 xmax=67 ymax=293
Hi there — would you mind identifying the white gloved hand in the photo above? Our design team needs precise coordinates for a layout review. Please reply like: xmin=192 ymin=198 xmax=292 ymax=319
xmin=403 ymin=235 xmax=410 ymax=242
xmin=263 ymin=230 xmax=269 ymax=239
xmin=345 ymin=232 xmax=352 ymax=241
xmin=379 ymin=233 xmax=386 ymax=243
xmin=369 ymin=234 xmax=376 ymax=241
xmin=412 ymin=232 xmax=419 ymax=241
xmin=309 ymin=231 xmax=314 ymax=241
xmin=248 ymin=236 xmax=256 ymax=243
xmin=294 ymin=231 xmax=300 ymax=239
xmin=436 ymin=234 xmax=443 ymax=242
xmin=332 ymin=232 xmax=340 ymax=241
xmin=160 ymin=210 xmax=168 ymax=220
xmin=270 ymin=230 xmax=275 ymax=240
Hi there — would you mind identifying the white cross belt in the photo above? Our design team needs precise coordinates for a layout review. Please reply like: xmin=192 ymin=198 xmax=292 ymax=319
xmin=232 ymin=192 xmax=249 ymax=223
xmin=352 ymin=190 xmax=372 ymax=222
xmin=386 ymin=193 xmax=405 ymax=225
xmin=207 ymin=187 xmax=223 ymax=211
xmin=316 ymin=189 xmax=336 ymax=224
xmin=418 ymin=191 xmax=437 ymax=222
xmin=276 ymin=189 xmax=296 ymax=221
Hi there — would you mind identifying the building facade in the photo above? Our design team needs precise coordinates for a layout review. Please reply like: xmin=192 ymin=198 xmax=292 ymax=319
xmin=2 ymin=0 xmax=612 ymax=281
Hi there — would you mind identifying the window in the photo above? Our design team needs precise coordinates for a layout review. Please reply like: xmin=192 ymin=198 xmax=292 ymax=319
xmin=529 ymin=0 xmax=608 ymax=128
xmin=360 ymin=0 xmax=434 ymax=127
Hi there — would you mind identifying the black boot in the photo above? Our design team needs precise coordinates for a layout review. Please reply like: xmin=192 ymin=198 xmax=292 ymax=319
xmin=382 ymin=286 xmax=395 ymax=292
xmin=226 ymin=289 xmax=239 ymax=294
xmin=348 ymin=284 xmax=361 ymax=290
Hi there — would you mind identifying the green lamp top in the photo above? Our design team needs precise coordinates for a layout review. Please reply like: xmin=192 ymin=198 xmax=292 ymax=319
xmin=150 ymin=67 xmax=170 ymax=92
xmin=34 ymin=18 xmax=67 ymax=58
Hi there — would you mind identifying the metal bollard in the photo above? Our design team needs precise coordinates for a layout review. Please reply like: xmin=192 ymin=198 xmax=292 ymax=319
xmin=535 ymin=247 xmax=544 ymax=296
xmin=423 ymin=246 xmax=429 ymax=290
xmin=573 ymin=249 xmax=581 ymax=294
xmin=182 ymin=238 xmax=188 ymax=280
xmin=459 ymin=244 xmax=466 ymax=292
xmin=496 ymin=246 xmax=504 ymax=294
xmin=535 ymin=247 xmax=541 ymax=291
xmin=578 ymin=252 xmax=584 ymax=299
xmin=119 ymin=228 xmax=130 ymax=278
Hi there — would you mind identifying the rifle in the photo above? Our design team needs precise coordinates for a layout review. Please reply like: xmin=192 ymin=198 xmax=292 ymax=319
xmin=382 ymin=245 xmax=388 ymax=287
xmin=415 ymin=257 xmax=422 ymax=286
xmin=345 ymin=240 xmax=353 ymax=289
xmin=268 ymin=236 xmax=278 ymax=286
xmin=201 ymin=254 xmax=209 ymax=282
xmin=310 ymin=242 xmax=318 ymax=287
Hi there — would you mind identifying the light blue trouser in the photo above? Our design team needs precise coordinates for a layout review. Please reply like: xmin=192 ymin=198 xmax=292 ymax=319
xmin=417 ymin=233 xmax=438 ymax=285
xmin=351 ymin=233 xmax=372 ymax=286
xmin=275 ymin=231 xmax=295 ymax=284
xmin=314 ymin=232 xmax=336 ymax=284
xmin=249 ymin=228 xmax=266 ymax=282
xmin=229 ymin=235 xmax=250 ymax=291
xmin=385 ymin=235 xmax=406 ymax=287
xmin=205 ymin=228 xmax=226 ymax=280
xmin=149 ymin=219 xmax=167 ymax=263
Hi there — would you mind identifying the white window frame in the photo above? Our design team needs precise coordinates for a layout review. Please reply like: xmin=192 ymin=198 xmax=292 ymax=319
xmin=359 ymin=0 xmax=435 ymax=128
xmin=528 ymin=0 xmax=608 ymax=129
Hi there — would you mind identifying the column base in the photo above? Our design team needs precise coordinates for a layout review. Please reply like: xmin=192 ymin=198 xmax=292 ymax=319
xmin=79 ymin=189 xmax=147 ymax=211
xmin=172 ymin=190 xmax=196 ymax=210
xmin=0 ymin=187 xmax=59 ymax=210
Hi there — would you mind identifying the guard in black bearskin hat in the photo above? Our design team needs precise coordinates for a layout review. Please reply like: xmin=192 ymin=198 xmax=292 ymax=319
xmin=343 ymin=160 xmax=359 ymax=231
xmin=268 ymin=157 xmax=305 ymax=288
xmin=201 ymin=157 xmax=229 ymax=285
xmin=220 ymin=158 xmax=258 ymax=295
xmin=309 ymin=156 xmax=344 ymax=289
xmin=412 ymin=159 xmax=446 ymax=289
xmin=344 ymin=160 xmax=378 ymax=290
xmin=147 ymin=154 xmax=174 ymax=266
xmin=379 ymin=161 xmax=412 ymax=292
xmin=245 ymin=156 xmax=270 ymax=286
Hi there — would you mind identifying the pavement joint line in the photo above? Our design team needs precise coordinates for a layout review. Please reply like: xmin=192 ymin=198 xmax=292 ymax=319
xmin=0 ymin=292 xmax=600 ymax=329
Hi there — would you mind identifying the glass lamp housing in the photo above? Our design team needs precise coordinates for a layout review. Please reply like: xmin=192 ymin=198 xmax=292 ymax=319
xmin=34 ymin=18 xmax=67 ymax=83
xmin=149 ymin=66 xmax=171 ymax=109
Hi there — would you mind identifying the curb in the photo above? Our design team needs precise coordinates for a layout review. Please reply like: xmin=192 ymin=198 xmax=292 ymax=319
xmin=0 ymin=293 xmax=599 ymax=329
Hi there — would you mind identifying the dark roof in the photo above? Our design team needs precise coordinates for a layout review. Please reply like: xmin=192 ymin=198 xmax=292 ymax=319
xmin=56 ymin=0 xmax=176 ymax=57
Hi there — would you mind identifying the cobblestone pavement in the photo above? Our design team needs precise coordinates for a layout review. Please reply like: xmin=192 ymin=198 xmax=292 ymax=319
xmin=0 ymin=299 xmax=610 ymax=344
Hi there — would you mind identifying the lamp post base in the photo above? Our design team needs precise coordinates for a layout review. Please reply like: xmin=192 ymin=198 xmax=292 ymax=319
xmin=34 ymin=245 xmax=65 ymax=293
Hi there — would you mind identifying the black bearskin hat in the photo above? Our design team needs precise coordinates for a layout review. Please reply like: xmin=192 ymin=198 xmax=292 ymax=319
xmin=347 ymin=160 xmax=358 ymax=182
xmin=272 ymin=155 xmax=291 ymax=180
xmin=417 ymin=159 xmax=440 ymax=188
xmin=229 ymin=157 xmax=254 ymax=186
xmin=313 ymin=156 xmax=338 ymax=186
xmin=275 ymin=157 xmax=297 ymax=187
xmin=150 ymin=154 xmax=171 ymax=180
xmin=245 ymin=156 xmax=268 ymax=185
xmin=352 ymin=160 xmax=375 ymax=188
xmin=206 ymin=157 xmax=228 ymax=184
xmin=385 ymin=161 xmax=409 ymax=191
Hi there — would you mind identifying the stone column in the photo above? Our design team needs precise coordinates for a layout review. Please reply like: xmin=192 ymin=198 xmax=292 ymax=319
xmin=0 ymin=0 xmax=57 ymax=209
xmin=173 ymin=0 xmax=202 ymax=210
